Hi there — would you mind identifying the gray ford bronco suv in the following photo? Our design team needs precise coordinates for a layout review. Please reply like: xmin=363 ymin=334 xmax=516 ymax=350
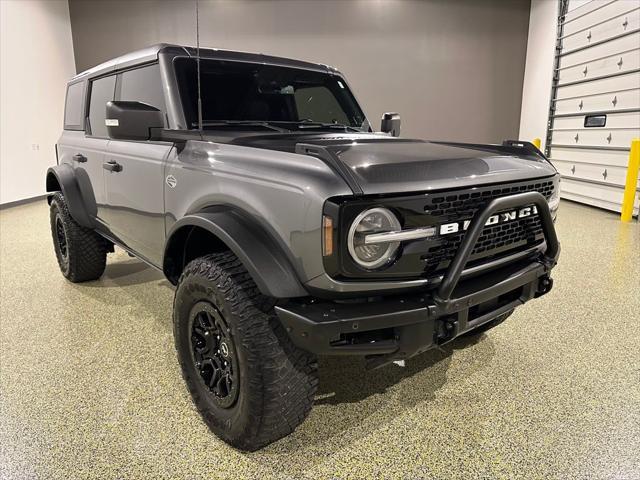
xmin=48 ymin=44 xmax=560 ymax=450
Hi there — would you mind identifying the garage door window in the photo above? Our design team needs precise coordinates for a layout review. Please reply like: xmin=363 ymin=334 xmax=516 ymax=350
xmin=88 ymin=75 xmax=116 ymax=138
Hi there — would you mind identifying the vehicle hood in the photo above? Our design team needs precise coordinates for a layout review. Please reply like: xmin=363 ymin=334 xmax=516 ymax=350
xmin=226 ymin=132 xmax=558 ymax=195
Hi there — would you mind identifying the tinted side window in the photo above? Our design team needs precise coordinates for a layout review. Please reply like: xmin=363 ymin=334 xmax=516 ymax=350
xmin=116 ymin=64 xmax=166 ymax=125
xmin=89 ymin=75 xmax=116 ymax=137
xmin=64 ymin=82 xmax=85 ymax=130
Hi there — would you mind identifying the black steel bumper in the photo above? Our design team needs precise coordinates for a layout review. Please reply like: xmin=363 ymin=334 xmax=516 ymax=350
xmin=276 ymin=192 xmax=560 ymax=365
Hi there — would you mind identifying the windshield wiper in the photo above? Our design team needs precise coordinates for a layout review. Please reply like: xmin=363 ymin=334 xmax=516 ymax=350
xmin=192 ymin=121 xmax=290 ymax=133
xmin=292 ymin=120 xmax=361 ymax=132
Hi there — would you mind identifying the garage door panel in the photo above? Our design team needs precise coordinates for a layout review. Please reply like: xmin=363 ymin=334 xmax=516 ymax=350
xmin=565 ymin=0 xmax=616 ymax=24
xmin=556 ymin=71 xmax=640 ymax=100
xmin=552 ymin=128 xmax=638 ymax=147
xmin=563 ymin=0 xmax=637 ymax=36
xmin=560 ymin=178 xmax=639 ymax=214
xmin=559 ymin=31 xmax=639 ymax=68
xmin=552 ymin=158 xmax=634 ymax=187
xmin=561 ymin=6 xmax=640 ymax=53
xmin=555 ymin=88 xmax=640 ymax=115
xmin=553 ymin=112 xmax=640 ymax=129
xmin=549 ymin=147 xmax=631 ymax=167
xmin=558 ymin=46 xmax=640 ymax=84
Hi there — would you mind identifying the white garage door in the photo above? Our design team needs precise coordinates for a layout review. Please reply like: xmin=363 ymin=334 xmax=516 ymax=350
xmin=546 ymin=0 xmax=640 ymax=215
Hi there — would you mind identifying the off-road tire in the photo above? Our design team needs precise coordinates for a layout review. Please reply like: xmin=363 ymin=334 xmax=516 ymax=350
xmin=173 ymin=252 xmax=318 ymax=451
xmin=49 ymin=192 xmax=107 ymax=282
xmin=463 ymin=309 xmax=514 ymax=337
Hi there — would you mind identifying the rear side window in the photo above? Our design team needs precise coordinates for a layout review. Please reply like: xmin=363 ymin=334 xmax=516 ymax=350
xmin=64 ymin=82 xmax=85 ymax=130
xmin=116 ymin=64 xmax=166 ymax=126
xmin=88 ymin=75 xmax=116 ymax=138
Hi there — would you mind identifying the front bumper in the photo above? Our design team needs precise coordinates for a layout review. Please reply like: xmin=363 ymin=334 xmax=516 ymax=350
xmin=276 ymin=191 xmax=560 ymax=366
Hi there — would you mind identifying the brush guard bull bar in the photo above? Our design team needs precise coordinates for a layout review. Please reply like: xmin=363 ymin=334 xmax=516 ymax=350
xmin=276 ymin=192 xmax=560 ymax=367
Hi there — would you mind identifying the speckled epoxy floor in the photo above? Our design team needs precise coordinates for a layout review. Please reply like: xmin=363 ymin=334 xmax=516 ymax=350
xmin=0 ymin=200 xmax=639 ymax=480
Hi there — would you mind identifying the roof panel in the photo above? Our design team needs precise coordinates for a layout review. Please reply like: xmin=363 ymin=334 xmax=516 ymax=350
xmin=70 ymin=43 xmax=332 ymax=82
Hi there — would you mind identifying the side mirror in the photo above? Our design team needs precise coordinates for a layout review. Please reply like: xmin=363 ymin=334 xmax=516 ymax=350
xmin=380 ymin=112 xmax=401 ymax=137
xmin=105 ymin=101 xmax=164 ymax=141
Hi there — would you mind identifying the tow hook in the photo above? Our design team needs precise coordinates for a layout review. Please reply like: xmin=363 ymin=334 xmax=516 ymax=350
xmin=437 ymin=318 xmax=459 ymax=344
xmin=535 ymin=276 xmax=553 ymax=297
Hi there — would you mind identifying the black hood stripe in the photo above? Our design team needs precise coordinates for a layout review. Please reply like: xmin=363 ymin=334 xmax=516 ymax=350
xmin=295 ymin=143 xmax=364 ymax=195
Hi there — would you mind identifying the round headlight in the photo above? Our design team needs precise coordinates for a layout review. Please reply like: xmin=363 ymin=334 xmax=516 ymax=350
xmin=347 ymin=207 xmax=401 ymax=269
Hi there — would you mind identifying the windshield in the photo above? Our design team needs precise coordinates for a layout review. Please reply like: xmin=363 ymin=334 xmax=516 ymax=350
xmin=174 ymin=58 xmax=369 ymax=131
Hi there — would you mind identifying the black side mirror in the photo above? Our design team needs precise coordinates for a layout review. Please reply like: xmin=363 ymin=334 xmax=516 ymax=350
xmin=381 ymin=112 xmax=401 ymax=137
xmin=105 ymin=101 xmax=164 ymax=141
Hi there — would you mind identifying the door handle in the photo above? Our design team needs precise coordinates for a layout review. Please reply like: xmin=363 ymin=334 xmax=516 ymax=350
xmin=103 ymin=160 xmax=122 ymax=173
xmin=73 ymin=153 xmax=87 ymax=163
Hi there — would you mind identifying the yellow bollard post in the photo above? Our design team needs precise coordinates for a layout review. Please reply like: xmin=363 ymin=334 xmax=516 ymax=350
xmin=532 ymin=138 xmax=541 ymax=150
xmin=620 ymin=138 xmax=640 ymax=222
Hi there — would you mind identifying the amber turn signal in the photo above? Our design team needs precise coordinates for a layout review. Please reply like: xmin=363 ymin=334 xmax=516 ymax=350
xmin=322 ymin=215 xmax=333 ymax=256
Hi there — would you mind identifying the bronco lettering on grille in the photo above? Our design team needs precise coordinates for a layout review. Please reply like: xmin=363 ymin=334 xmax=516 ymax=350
xmin=439 ymin=206 xmax=538 ymax=235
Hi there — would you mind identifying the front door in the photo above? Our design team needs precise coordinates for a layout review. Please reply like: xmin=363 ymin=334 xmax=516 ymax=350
xmin=102 ymin=63 xmax=173 ymax=266
xmin=103 ymin=141 xmax=174 ymax=266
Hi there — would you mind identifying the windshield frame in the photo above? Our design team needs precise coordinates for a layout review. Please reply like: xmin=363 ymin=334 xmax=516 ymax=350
xmin=173 ymin=56 xmax=371 ymax=132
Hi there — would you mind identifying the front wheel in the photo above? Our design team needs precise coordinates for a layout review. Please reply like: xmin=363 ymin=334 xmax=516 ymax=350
xmin=173 ymin=252 xmax=318 ymax=451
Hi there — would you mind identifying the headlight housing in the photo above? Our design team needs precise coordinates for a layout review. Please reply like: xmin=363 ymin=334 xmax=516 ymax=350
xmin=548 ymin=187 xmax=560 ymax=212
xmin=347 ymin=207 xmax=401 ymax=269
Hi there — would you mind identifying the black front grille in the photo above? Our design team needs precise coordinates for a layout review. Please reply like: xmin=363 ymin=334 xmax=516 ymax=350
xmin=423 ymin=181 xmax=554 ymax=218
xmin=326 ymin=176 xmax=557 ymax=280
xmin=421 ymin=179 xmax=554 ymax=273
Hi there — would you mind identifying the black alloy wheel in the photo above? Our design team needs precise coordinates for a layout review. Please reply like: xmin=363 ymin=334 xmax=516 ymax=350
xmin=54 ymin=216 xmax=69 ymax=262
xmin=189 ymin=301 xmax=239 ymax=409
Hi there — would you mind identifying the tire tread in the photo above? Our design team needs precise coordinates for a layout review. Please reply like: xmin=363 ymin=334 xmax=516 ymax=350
xmin=50 ymin=192 xmax=107 ymax=282
xmin=174 ymin=252 xmax=318 ymax=451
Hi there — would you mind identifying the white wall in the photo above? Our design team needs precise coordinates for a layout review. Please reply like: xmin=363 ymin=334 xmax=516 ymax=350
xmin=0 ymin=0 xmax=76 ymax=205
xmin=519 ymin=0 xmax=559 ymax=150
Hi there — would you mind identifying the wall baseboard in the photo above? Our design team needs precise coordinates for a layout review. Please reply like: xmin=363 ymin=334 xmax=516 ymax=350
xmin=0 ymin=194 xmax=49 ymax=210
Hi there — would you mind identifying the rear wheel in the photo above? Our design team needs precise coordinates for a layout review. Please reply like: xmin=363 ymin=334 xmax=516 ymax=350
xmin=173 ymin=252 xmax=318 ymax=451
xmin=49 ymin=192 xmax=107 ymax=282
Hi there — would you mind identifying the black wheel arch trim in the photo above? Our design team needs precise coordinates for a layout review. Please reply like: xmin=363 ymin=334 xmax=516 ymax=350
xmin=45 ymin=164 xmax=95 ymax=229
xmin=163 ymin=207 xmax=308 ymax=299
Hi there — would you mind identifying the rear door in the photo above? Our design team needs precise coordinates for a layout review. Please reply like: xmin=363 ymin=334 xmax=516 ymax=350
xmin=57 ymin=76 xmax=114 ymax=229
xmin=102 ymin=64 xmax=174 ymax=266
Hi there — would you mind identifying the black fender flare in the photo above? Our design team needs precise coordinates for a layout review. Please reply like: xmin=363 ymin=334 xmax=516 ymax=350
xmin=163 ymin=207 xmax=308 ymax=299
xmin=45 ymin=164 xmax=95 ymax=228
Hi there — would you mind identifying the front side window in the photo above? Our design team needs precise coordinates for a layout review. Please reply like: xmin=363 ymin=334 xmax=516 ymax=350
xmin=116 ymin=64 xmax=166 ymax=125
xmin=64 ymin=81 xmax=85 ymax=130
xmin=88 ymin=75 xmax=116 ymax=137
xmin=174 ymin=58 xmax=367 ymax=131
